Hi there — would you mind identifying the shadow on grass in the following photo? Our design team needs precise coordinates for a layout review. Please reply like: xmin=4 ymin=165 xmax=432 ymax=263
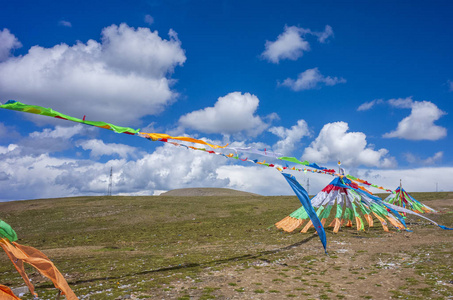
xmin=41 ymin=234 xmax=317 ymax=287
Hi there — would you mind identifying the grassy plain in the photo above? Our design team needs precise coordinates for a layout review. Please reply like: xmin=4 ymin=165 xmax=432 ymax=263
xmin=0 ymin=191 xmax=452 ymax=299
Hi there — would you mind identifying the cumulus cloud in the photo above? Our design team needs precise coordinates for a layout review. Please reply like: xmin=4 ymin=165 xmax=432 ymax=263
xmin=261 ymin=25 xmax=333 ymax=63
xmin=76 ymin=139 xmax=139 ymax=159
xmin=1 ymin=132 xmax=327 ymax=201
xmin=179 ymin=92 xmax=273 ymax=137
xmin=1 ymin=134 xmax=453 ymax=201
xmin=59 ymin=20 xmax=72 ymax=27
xmin=262 ymin=26 xmax=310 ymax=63
xmin=281 ymin=68 xmax=346 ymax=91
xmin=216 ymin=165 xmax=292 ymax=195
xmin=0 ymin=24 xmax=186 ymax=125
xmin=0 ymin=125 xmax=90 ymax=157
xmin=29 ymin=124 xmax=85 ymax=139
xmin=0 ymin=28 xmax=22 ymax=61
xmin=303 ymin=121 xmax=396 ymax=168
xmin=0 ymin=153 xmax=80 ymax=200
xmin=0 ymin=144 xmax=18 ymax=155
xmin=383 ymin=100 xmax=447 ymax=140
xmin=357 ymin=99 xmax=384 ymax=111
xmin=114 ymin=144 xmax=230 ymax=192
xmin=23 ymin=127 xmax=82 ymax=154
xmin=269 ymin=120 xmax=310 ymax=155
xmin=0 ymin=141 xmax=227 ymax=201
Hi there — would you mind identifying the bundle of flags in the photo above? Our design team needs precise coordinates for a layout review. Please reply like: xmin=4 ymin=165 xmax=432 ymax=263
xmin=276 ymin=175 xmax=406 ymax=234
xmin=384 ymin=183 xmax=436 ymax=214
xmin=276 ymin=175 xmax=452 ymax=235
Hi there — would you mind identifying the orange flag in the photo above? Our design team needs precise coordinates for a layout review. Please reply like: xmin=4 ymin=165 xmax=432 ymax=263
xmin=0 ymin=239 xmax=36 ymax=297
xmin=0 ymin=238 xmax=78 ymax=300
xmin=0 ymin=285 xmax=22 ymax=300
xmin=139 ymin=132 xmax=227 ymax=149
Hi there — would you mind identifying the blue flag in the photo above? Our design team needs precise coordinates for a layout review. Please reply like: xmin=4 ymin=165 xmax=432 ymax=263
xmin=282 ymin=173 xmax=327 ymax=253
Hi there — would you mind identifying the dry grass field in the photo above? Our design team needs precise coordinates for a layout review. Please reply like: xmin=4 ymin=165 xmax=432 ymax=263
xmin=0 ymin=190 xmax=452 ymax=299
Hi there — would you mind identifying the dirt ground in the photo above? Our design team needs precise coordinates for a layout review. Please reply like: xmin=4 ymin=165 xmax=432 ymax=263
xmin=2 ymin=196 xmax=452 ymax=300
xmin=138 ymin=199 xmax=453 ymax=300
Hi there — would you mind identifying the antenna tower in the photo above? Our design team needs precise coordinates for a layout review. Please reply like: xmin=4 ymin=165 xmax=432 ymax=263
xmin=107 ymin=167 xmax=113 ymax=196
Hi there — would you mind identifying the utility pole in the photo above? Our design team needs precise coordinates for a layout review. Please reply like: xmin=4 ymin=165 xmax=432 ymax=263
xmin=107 ymin=167 xmax=113 ymax=196
xmin=436 ymin=182 xmax=438 ymax=193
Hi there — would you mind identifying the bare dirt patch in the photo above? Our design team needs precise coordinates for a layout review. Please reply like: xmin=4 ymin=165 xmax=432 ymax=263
xmin=143 ymin=199 xmax=453 ymax=299
xmin=146 ymin=229 xmax=453 ymax=299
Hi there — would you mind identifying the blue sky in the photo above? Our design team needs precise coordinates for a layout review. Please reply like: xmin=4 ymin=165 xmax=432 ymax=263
xmin=0 ymin=0 xmax=452 ymax=201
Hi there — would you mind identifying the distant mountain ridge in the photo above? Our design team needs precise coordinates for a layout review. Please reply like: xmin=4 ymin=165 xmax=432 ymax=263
xmin=160 ymin=188 xmax=260 ymax=197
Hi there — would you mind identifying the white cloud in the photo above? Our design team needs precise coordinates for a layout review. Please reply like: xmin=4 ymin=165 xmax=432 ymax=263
xmin=0 ymin=125 xmax=92 ymax=157
xmin=0 ymin=144 xmax=18 ymax=154
xmin=101 ymin=25 xmax=185 ymax=77
xmin=388 ymin=97 xmax=414 ymax=108
xmin=261 ymin=25 xmax=334 ymax=64
xmin=383 ymin=100 xmax=447 ymax=140
xmin=179 ymin=92 xmax=273 ymax=137
xmin=29 ymin=124 xmax=85 ymax=139
xmin=76 ymin=139 xmax=139 ymax=159
xmin=1 ymin=135 xmax=452 ymax=201
xmin=358 ymin=97 xmax=447 ymax=141
xmin=0 ymin=28 xmax=22 ymax=61
xmin=269 ymin=120 xmax=310 ymax=155
xmin=423 ymin=151 xmax=443 ymax=165
xmin=351 ymin=167 xmax=453 ymax=193
xmin=358 ymin=96 xmax=413 ymax=111
xmin=448 ymin=80 xmax=453 ymax=91
xmin=216 ymin=165 xmax=293 ymax=195
xmin=315 ymin=25 xmax=334 ymax=43
xmin=404 ymin=151 xmax=443 ymax=165
xmin=116 ymin=144 xmax=230 ymax=191
xmin=59 ymin=20 xmax=72 ymax=27
xmin=357 ymin=99 xmax=384 ymax=111
xmin=0 ymin=153 xmax=81 ymax=200
xmin=0 ymin=134 xmax=331 ymax=201
xmin=303 ymin=121 xmax=396 ymax=168
xmin=22 ymin=126 xmax=85 ymax=154
xmin=262 ymin=26 xmax=310 ymax=63
xmin=0 ymin=141 xmax=233 ymax=200
xmin=281 ymin=68 xmax=346 ymax=91
xmin=144 ymin=14 xmax=154 ymax=25
xmin=0 ymin=23 xmax=186 ymax=125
